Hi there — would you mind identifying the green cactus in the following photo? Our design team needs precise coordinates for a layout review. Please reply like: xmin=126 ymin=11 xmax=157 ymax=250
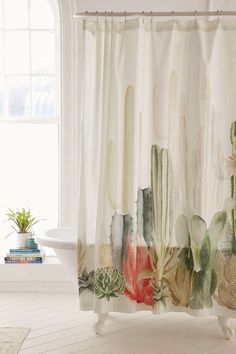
xmin=151 ymin=145 xmax=173 ymax=306
xmin=190 ymin=211 xmax=228 ymax=309
xmin=175 ymin=214 xmax=194 ymax=273
xmin=137 ymin=188 xmax=153 ymax=247
xmin=151 ymin=145 xmax=173 ymax=249
xmin=109 ymin=213 xmax=133 ymax=271
xmin=230 ymin=121 xmax=236 ymax=254
xmin=94 ymin=267 xmax=125 ymax=301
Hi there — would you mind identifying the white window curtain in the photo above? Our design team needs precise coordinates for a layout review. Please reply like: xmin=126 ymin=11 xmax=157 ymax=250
xmin=78 ymin=18 xmax=236 ymax=315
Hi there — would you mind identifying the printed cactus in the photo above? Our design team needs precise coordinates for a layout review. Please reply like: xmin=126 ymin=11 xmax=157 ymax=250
xmin=94 ymin=267 xmax=125 ymax=300
xmin=215 ymin=121 xmax=236 ymax=310
xmin=165 ymin=215 xmax=194 ymax=307
xmin=137 ymin=188 xmax=153 ymax=247
xmin=189 ymin=211 xmax=228 ymax=309
xmin=109 ymin=213 xmax=133 ymax=271
xmin=150 ymin=145 xmax=173 ymax=306
xmin=151 ymin=144 xmax=173 ymax=251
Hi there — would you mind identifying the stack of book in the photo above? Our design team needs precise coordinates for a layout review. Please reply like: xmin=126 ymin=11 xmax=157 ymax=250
xmin=4 ymin=248 xmax=45 ymax=264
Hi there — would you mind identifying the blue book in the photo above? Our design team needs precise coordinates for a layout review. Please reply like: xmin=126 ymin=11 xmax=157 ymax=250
xmin=10 ymin=248 xmax=40 ymax=253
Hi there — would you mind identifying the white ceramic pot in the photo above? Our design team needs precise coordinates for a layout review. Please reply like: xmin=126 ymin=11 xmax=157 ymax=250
xmin=16 ymin=233 xmax=30 ymax=249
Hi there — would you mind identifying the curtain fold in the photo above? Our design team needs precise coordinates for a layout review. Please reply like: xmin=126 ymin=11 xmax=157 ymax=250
xmin=78 ymin=18 xmax=236 ymax=315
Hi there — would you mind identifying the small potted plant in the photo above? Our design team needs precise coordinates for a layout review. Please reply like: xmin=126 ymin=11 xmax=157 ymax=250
xmin=6 ymin=208 xmax=42 ymax=249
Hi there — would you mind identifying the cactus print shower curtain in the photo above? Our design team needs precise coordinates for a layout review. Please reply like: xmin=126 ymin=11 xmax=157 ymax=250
xmin=78 ymin=18 xmax=236 ymax=316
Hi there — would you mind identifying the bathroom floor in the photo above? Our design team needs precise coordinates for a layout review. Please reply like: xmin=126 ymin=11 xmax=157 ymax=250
xmin=0 ymin=292 xmax=235 ymax=354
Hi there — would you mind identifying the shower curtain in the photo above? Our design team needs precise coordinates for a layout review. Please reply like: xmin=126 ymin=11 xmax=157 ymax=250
xmin=78 ymin=17 xmax=236 ymax=317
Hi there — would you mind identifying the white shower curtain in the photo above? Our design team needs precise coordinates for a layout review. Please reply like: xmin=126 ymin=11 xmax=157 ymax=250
xmin=78 ymin=17 xmax=236 ymax=316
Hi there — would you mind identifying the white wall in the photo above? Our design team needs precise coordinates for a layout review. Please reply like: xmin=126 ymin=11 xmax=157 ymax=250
xmin=73 ymin=0 xmax=209 ymax=12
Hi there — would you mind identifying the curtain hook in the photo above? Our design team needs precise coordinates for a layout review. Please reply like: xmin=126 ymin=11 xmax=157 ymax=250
xmin=105 ymin=10 xmax=107 ymax=23
xmin=142 ymin=10 xmax=145 ymax=25
xmin=85 ymin=10 xmax=88 ymax=22
xmin=217 ymin=9 xmax=219 ymax=20
xmin=111 ymin=11 xmax=114 ymax=24
xmin=96 ymin=11 xmax=98 ymax=25
xmin=124 ymin=10 xmax=127 ymax=25
xmin=194 ymin=9 xmax=197 ymax=24
xmin=150 ymin=10 xmax=153 ymax=27
xmin=172 ymin=10 xmax=175 ymax=24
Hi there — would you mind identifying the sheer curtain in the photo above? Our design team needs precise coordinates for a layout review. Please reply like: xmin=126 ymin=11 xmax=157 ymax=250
xmin=78 ymin=17 xmax=236 ymax=316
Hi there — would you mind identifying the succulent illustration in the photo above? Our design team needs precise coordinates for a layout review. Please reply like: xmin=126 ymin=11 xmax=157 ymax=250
xmin=123 ymin=235 xmax=153 ymax=306
xmin=78 ymin=269 xmax=95 ymax=295
xmin=94 ymin=267 xmax=125 ymax=300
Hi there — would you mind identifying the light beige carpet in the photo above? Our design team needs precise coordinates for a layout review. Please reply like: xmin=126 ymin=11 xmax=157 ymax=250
xmin=0 ymin=328 xmax=30 ymax=354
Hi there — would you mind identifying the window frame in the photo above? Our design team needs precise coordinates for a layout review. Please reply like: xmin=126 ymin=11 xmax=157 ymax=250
xmin=0 ymin=0 xmax=62 ymax=232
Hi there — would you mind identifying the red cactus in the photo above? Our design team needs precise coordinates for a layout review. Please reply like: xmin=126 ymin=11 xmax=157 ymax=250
xmin=122 ymin=235 xmax=153 ymax=305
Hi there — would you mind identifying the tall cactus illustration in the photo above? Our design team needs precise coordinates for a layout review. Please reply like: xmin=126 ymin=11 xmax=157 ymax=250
xmin=137 ymin=188 xmax=153 ymax=247
xmin=151 ymin=145 xmax=174 ymax=305
xmin=151 ymin=145 xmax=173 ymax=248
xmin=109 ymin=213 xmax=133 ymax=271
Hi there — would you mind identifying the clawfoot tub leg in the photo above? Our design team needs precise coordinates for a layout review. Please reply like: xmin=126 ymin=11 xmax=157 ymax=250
xmin=93 ymin=313 xmax=108 ymax=335
xmin=217 ymin=316 xmax=235 ymax=340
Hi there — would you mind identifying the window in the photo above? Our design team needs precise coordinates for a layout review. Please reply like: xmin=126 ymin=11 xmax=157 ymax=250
xmin=0 ymin=0 xmax=60 ymax=257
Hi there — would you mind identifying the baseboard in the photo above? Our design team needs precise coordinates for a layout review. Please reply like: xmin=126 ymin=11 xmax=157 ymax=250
xmin=0 ymin=281 xmax=78 ymax=293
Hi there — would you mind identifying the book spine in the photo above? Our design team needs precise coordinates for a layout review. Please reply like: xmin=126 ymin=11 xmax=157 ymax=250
xmin=7 ymin=253 xmax=44 ymax=258
xmin=5 ymin=257 xmax=43 ymax=261
xmin=10 ymin=249 xmax=40 ymax=253
xmin=4 ymin=260 xmax=43 ymax=264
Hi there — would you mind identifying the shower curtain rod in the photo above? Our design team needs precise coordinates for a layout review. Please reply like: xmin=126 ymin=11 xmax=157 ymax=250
xmin=73 ymin=10 xmax=236 ymax=18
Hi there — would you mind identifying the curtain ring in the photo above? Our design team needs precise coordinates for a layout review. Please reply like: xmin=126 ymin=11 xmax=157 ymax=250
xmin=124 ymin=11 xmax=127 ymax=25
xmin=217 ymin=9 xmax=220 ymax=20
xmin=96 ymin=11 xmax=98 ymax=25
xmin=194 ymin=10 xmax=197 ymax=24
xmin=150 ymin=10 xmax=153 ymax=27
xmin=142 ymin=10 xmax=145 ymax=25
xmin=85 ymin=10 xmax=88 ymax=21
xmin=111 ymin=11 xmax=114 ymax=24
xmin=105 ymin=10 xmax=107 ymax=23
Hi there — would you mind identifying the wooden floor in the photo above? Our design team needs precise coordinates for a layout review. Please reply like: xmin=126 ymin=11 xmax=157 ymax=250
xmin=0 ymin=293 xmax=235 ymax=354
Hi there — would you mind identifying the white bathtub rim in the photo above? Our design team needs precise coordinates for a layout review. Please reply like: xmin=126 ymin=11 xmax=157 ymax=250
xmin=35 ymin=230 xmax=77 ymax=250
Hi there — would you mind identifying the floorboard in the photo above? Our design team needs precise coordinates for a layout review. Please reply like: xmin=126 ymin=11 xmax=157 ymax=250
xmin=0 ymin=293 xmax=234 ymax=354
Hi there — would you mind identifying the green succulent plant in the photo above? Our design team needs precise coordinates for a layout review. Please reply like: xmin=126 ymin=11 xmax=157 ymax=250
xmin=94 ymin=267 xmax=125 ymax=301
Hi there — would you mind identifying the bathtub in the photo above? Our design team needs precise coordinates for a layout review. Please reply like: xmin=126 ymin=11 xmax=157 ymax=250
xmin=35 ymin=227 xmax=78 ymax=286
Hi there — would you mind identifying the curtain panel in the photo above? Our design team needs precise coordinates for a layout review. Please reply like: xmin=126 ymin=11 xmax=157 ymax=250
xmin=78 ymin=18 xmax=236 ymax=316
